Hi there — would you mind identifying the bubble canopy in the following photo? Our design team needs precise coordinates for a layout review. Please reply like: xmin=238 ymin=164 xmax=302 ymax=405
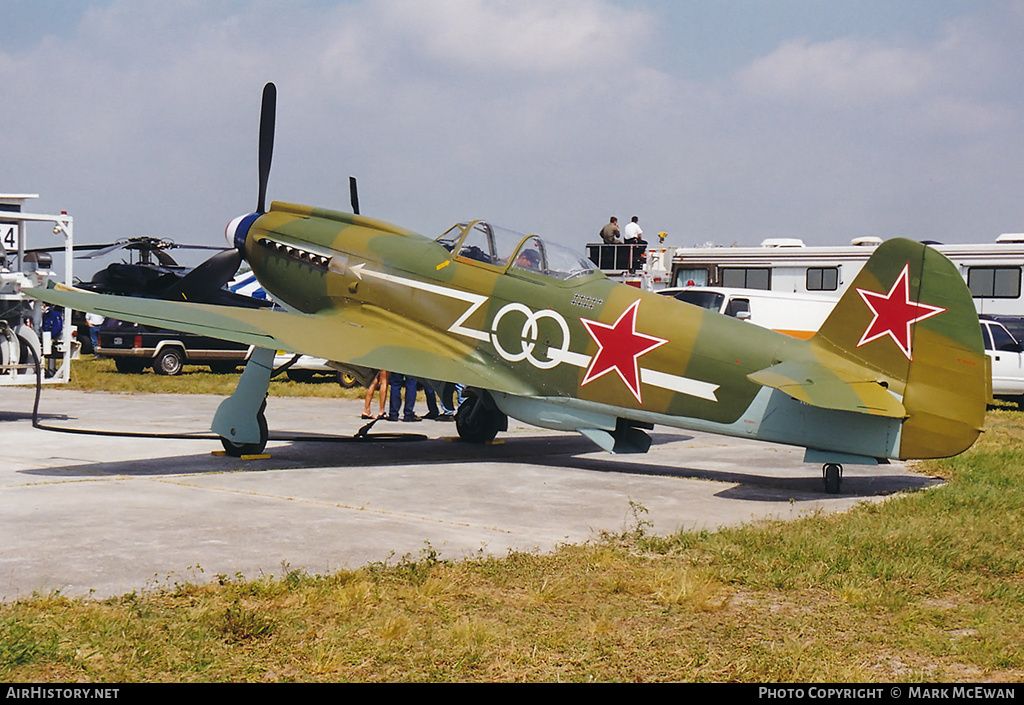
xmin=435 ymin=221 xmax=597 ymax=281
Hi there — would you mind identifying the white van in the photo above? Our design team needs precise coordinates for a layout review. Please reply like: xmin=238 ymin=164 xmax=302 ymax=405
xmin=658 ymin=286 xmax=839 ymax=340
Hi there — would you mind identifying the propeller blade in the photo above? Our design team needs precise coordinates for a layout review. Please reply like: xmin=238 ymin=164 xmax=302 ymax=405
xmin=349 ymin=175 xmax=360 ymax=215
xmin=257 ymin=82 xmax=277 ymax=213
xmin=159 ymin=249 xmax=243 ymax=303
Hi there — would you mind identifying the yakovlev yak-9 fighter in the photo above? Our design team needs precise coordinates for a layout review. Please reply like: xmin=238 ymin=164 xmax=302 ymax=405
xmin=28 ymin=84 xmax=989 ymax=493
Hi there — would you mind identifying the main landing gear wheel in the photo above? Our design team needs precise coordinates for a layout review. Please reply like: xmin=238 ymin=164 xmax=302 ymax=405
xmin=220 ymin=405 xmax=269 ymax=457
xmin=455 ymin=394 xmax=505 ymax=444
xmin=823 ymin=463 xmax=843 ymax=494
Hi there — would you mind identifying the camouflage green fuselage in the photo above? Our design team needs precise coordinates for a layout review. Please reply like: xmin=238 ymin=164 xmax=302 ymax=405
xmin=30 ymin=200 xmax=986 ymax=462
xmin=245 ymin=203 xmax=913 ymax=460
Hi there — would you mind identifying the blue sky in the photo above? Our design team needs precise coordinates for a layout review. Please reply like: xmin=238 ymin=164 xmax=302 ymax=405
xmin=2 ymin=0 xmax=1022 ymax=275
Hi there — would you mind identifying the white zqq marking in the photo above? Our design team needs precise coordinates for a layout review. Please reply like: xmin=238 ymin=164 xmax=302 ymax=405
xmin=490 ymin=303 xmax=571 ymax=370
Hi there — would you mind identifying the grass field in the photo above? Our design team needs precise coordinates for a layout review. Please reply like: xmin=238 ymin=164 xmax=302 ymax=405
xmin=1 ymin=358 xmax=1022 ymax=681
xmin=66 ymin=356 xmax=368 ymax=399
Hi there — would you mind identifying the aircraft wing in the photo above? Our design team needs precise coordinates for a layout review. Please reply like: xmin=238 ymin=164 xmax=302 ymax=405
xmin=747 ymin=359 xmax=907 ymax=418
xmin=29 ymin=283 xmax=535 ymax=395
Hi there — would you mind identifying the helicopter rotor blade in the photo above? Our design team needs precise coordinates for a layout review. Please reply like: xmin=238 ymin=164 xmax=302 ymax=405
xmin=76 ymin=242 xmax=133 ymax=259
xmin=70 ymin=239 xmax=227 ymax=260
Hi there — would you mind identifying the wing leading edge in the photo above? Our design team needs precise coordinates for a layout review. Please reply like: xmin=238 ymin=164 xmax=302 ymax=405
xmin=29 ymin=283 xmax=534 ymax=396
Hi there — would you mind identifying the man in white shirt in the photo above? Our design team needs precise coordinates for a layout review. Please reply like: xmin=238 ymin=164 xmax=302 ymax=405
xmin=86 ymin=312 xmax=104 ymax=351
xmin=623 ymin=216 xmax=643 ymax=243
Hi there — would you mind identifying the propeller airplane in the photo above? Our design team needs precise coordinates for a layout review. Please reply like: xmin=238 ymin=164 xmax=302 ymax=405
xmin=27 ymin=83 xmax=990 ymax=493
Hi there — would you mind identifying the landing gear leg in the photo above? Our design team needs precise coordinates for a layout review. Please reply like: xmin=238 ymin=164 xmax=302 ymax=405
xmin=822 ymin=463 xmax=843 ymax=494
xmin=213 ymin=347 xmax=274 ymax=456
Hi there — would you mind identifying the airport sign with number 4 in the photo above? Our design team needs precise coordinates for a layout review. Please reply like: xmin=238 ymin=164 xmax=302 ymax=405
xmin=1 ymin=224 xmax=18 ymax=252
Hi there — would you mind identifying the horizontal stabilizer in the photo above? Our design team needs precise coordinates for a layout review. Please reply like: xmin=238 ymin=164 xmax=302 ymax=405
xmin=748 ymin=359 xmax=906 ymax=418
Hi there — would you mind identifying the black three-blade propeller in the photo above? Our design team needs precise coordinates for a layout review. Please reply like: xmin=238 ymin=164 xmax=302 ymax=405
xmin=257 ymin=82 xmax=276 ymax=215
xmin=167 ymin=82 xmax=361 ymax=302
xmin=166 ymin=83 xmax=278 ymax=302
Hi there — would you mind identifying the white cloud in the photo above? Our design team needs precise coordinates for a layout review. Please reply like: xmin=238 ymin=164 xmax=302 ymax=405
xmin=372 ymin=0 xmax=651 ymax=74
xmin=732 ymin=16 xmax=1020 ymax=138
xmin=737 ymin=37 xmax=937 ymax=106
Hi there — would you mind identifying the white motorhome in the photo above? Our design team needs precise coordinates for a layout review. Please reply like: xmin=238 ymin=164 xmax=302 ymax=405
xmin=590 ymin=235 xmax=1024 ymax=317
xmin=667 ymin=235 xmax=1024 ymax=317
xmin=658 ymin=286 xmax=837 ymax=339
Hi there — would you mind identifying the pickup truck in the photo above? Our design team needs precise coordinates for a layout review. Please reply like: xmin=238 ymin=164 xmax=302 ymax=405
xmin=980 ymin=316 xmax=1024 ymax=406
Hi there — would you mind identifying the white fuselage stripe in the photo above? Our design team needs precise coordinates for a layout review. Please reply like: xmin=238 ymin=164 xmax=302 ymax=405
xmin=640 ymin=369 xmax=719 ymax=401
xmin=352 ymin=264 xmax=489 ymax=341
xmin=352 ymin=264 xmax=718 ymax=402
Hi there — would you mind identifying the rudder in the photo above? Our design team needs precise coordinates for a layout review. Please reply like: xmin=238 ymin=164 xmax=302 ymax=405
xmin=812 ymin=238 xmax=988 ymax=459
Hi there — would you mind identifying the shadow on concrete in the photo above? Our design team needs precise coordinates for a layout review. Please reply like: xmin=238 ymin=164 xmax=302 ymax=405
xmin=18 ymin=425 xmax=934 ymax=502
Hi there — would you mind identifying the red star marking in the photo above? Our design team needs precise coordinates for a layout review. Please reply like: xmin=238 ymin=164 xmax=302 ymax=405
xmin=856 ymin=263 xmax=945 ymax=360
xmin=579 ymin=299 xmax=668 ymax=403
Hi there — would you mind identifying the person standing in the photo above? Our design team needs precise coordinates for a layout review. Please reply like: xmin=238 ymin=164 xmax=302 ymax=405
xmin=361 ymin=370 xmax=389 ymax=419
xmin=423 ymin=382 xmax=455 ymax=421
xmin=387 ymin=373 xmax=420 ymax=422
xmin=623 ymin=216 xmax=647 ymax=271
xmin=85 ymin=312 xmax=104 ymax=353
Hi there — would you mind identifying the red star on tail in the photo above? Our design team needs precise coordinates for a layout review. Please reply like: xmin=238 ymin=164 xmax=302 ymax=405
xmin=856 ymin=263 xmax=945 ymax=360
xmin=580 ymin=299 xmax=668 ymax=403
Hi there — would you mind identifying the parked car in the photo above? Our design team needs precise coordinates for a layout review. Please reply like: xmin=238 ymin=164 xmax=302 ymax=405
xmin=272 ymin=351 xmax=361 ymax=387
xmin=96 ymin=318 xmax=250 ymax=375
xmin=980 ymin=316 xmax=1024 ymax=406
xmin=989 ymin=314 xmax=1024 ymax=344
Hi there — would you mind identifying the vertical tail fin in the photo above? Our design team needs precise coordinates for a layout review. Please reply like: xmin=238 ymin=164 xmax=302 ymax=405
xmin=812 ymin=238 xmax=988 ymax=459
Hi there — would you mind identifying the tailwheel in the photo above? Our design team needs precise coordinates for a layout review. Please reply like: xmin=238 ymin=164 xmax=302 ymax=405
xmin=455 ymin=393 xmax=506 ymax=444
xmin=220 ymin=404 xmax=269 ymax=457
xmin=822 ymin=463 xmax=843 ymax=494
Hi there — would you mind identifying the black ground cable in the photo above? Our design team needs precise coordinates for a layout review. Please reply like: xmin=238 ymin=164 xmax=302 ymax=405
xmin=28 ymin=348 xmax=426 ymax=445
